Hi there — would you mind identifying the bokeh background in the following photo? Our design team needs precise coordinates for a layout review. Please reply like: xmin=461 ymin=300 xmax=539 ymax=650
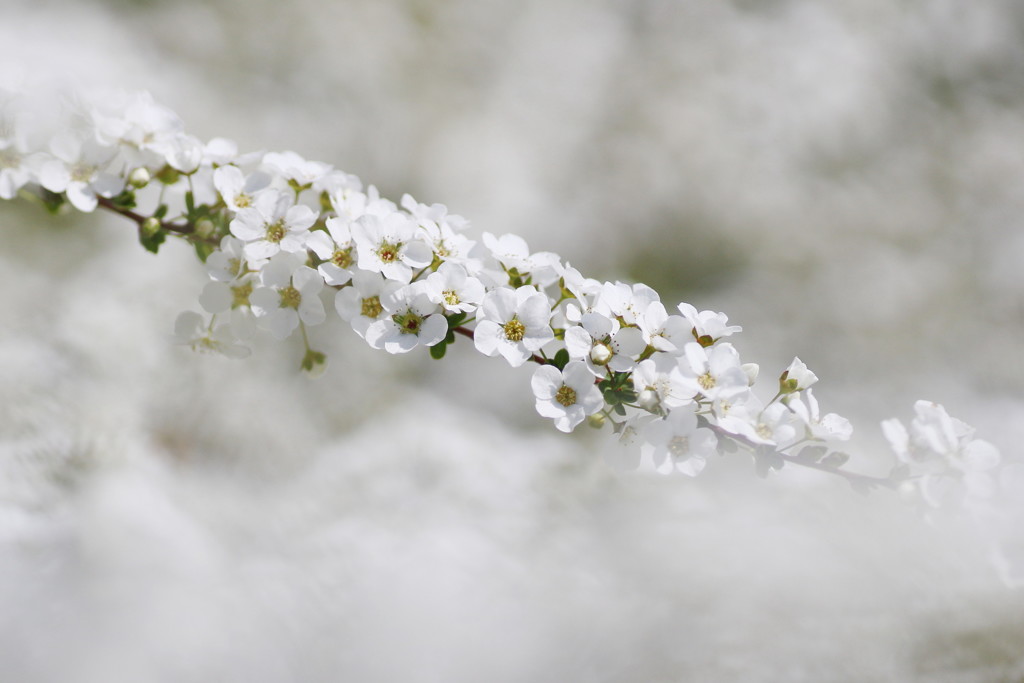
xmin=2 ymin=0 xmax=1024 ymax=680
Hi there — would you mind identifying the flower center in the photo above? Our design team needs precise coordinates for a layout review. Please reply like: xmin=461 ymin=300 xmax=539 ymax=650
xmin=555 ymin=385 xmax=577 ymax=407
xmin=227 ymin=257 xmax=244 ymax=278
xmin=361 ymin=295 xmax=383 ymax=319
xmin=503 ymin=317 xmax=526 ymax=342
xmin=392 ymin=309 xmax=424 ymax=335
xmin=698 ymin=372 xmax=716 ymax=391
xmin=70 ymin=162 xmax=94 ymax=183
xmin=279 ymin=285 xmax=302 ymax=309
xmin=265 ymin=220 xmax=286 ymax=244
xmin=668 ymin=436 xmax=690 ymax=458
xmin=376 ymin=240 xmax=401 ymax=263
xmin=231 ymin=281 xmax=253 ymax=308
xmin=756 ymin=423 xmax=773 ymax=440
xmin=331 ymin=247 xmax=354 ymax=269
xmin=234 ymin=193 xmax=252 ymax=208
xmin=0 ymin=148 xmax=18 ymax=168
xmin=443 ymin=289 xmax=460 ymax=306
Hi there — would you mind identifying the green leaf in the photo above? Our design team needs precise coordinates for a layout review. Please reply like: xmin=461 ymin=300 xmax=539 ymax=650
xmin=139 ymin=226 xmax=166 ymax=254
xmin=796 ymin=445 xmax=828 ymax=463
xmin=445 ymin=312 xmax=467 ymax=328
xmin=40 ymin=189 xmax=65 ymax=214
xmin=429 ymin=341 xmax=448 ymax=360
xmin=552 ymin=348 xmax=570 ymax=370
xmin=821 ymin=452 xmax=850 ymax=469
xmin=193 ymin=240 xmax=216 ymax=263
xmin=110 ymin=189 xmax=137 ymax=210
xmin=300 ymin=349 xmax=328 ymax=377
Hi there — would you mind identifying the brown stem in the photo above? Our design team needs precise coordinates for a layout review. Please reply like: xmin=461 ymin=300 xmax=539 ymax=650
xmin=452 ymin=325 xmax=547 ymax=365
xmin=95 ymin=196 xmax=219 ymax=246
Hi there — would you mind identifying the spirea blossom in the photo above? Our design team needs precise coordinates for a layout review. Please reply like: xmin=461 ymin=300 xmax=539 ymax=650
xmin=2 ymin=86 xmax=1006 ymax=515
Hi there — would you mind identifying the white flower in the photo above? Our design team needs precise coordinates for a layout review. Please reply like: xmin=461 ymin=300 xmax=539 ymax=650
xmin=229 ymin=190 xmax=317 ymax=261
xmin=882 ymin=401 xmax=1000 ymax=481
xmin=364 ymin=284 xmax=448 ymax=354
xmin=595 ymin=281 xmax=660 ymax=327
xmin=531 ymin=361 xmax=604 ymax=433
xmin=262 ymin=150 xmax=331 ymax=189
xmin=173 ymin=311 xmax=250 ymax=359
xmin=307 ymin=216 xmax=358 ymax=286
xmin=632 ymin=353 xmax=693 ymax=410
xmin=422 ymin=261 xmax=485 ymax=314
xmin=780 ymin=357 xmax=818 ymax=393
xmin=482 ymin=232 xmax=561 ymax=287
xmin=213 ymin=164 xmax=271 ymax=212
xmin=786 ymin=388 xmax=852 ymax=441
xmin=92 ymin=90 xmax=183 ymax=167
xmin=676 ymin=341 xmax=750 ymax=403
xmin=563 ymin=312 xmax=645 ymax=377
xmin=335 ymin=270 xmax=405 ymax=339
xmin=677 ymin=302 xmax=742 ymax=344
xmin=249 ymin=253 xmax=326 ymax=339
xmin=474 ymin=286 xmax=554 ymax=367
xmin=0 ymin=136 xmax=33 ymax=200
xmin=716 ymin=397 xmax=798 ymax=448
xmin=205 ymin=235 xmax=249 ymax=282
xmin=638 ymin=301 xmax=691 ymax=354
xmin=352 ymin=211 xmax=433 ymax=283
xmin=37 ymin=133 xmax=122 ymax=212
xmin=198 ymin=273 xmax=259 ymax=340
xmin=640 ymin=405 xmax=718 ymax=476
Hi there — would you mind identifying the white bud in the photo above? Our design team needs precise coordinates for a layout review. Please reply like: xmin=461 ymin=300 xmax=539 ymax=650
xmin=590 ymin=343 xmax=612 ymax=365
xmin=742 ymin=363 xmax=759 ymax=385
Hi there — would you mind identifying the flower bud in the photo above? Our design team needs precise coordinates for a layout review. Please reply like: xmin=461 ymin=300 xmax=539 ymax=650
xmin=587 ymin=413 xmax=606 ymax=429
xmin=195 ymin=218 xmax=216 ymax=239
xmin=742 ymin=362 xmax=759 ymax=386
xmin=141 ymin=216 xmax=162 ymax=238
xmin=590 ymin=343 xmax=612 ymax=365
xmin=128 ymin=167 xmax=151 ymax=189
xmin=637 ymin=389 xmax=659 ymax=411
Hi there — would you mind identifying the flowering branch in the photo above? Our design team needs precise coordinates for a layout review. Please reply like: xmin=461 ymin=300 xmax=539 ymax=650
xmin=0 ymin=87 xmax=1005 ymax=514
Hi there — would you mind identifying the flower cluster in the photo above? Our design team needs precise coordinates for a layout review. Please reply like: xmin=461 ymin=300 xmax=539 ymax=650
xmin=0 ymin=87 xmax=1006 ymax=505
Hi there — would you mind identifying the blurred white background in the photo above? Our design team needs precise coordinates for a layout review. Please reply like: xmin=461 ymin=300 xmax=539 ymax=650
xmin=2 ymin=0 xmax=1023 ymax=680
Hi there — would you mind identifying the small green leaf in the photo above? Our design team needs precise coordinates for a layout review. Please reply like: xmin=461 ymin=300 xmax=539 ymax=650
xmin=429 ymin=341 xmax=448 ymax=360
xmin=40 ymin=189 xmax=65 ymax=214
xmin=821 ymin=452 xmax=850 ymax=468
xmin=552 ymin=348 xmax=570 ymax=371
xmin=301 ymin=349 xmax=328 ymax=376
xmin=110 ymin=189 xmax=137 ymax=210
xmin=193 ymin=240 xmax=216 ymax=263
xmin=445 ymin=312 xmax=467 ymax=328
xmin=796 ymin=445 xmax=828 ymax=463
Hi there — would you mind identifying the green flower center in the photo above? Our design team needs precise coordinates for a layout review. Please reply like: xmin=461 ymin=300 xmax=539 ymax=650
xmin=231 ymin=281 xmax=253 ymax=308
xmin=698 ymin=372 xmax=716 ymax=391
xmin=70 ymin=163 xmax=94 ymax=183
xmin=668 ymin=436 xmax=690 ymax=458
xmin=331 ymin=247 xmax=354 ymax=269
xmin=234 ymin=193 xmax=252 ymax=208
xmin=279 ymin=285 xmax=302 ymax=309
xmin=361 ymin=295 xmax=383 ymax=319
xmin=443 ymin=289 xmax=460 ymax=306
xmin=265 ymin=220 xmax=286 ymax=244
xmin=503 ymin=317 xmax=526 ymax=342
xmin=376 ymin=241 xmax=401 ymax=263
xmin=0 ymin=148 xmax=18 ymax=169
xmin=392 ymin=309 xmax=424 ymax=335
xmin=555 ymin=385 xmax=577 ymax=407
